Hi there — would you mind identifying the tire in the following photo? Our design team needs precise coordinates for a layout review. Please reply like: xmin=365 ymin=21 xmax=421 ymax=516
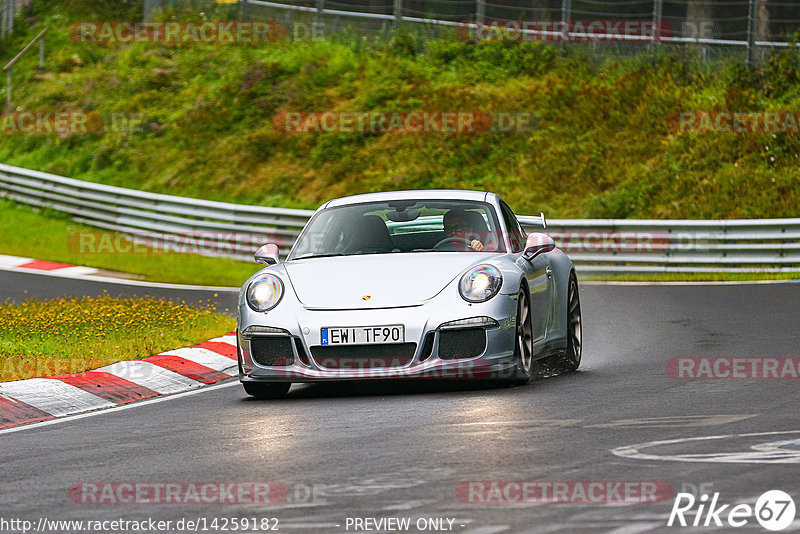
xmin=506 ymin=287 xmax=534 ymax=386
xmin=242 ymin=382 xmax=291 ymax=399
xmin=553 ymin=273 xmax=582 ymax=373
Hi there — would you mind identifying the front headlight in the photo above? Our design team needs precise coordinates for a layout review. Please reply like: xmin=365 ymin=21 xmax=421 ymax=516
xmin=459 ymin=265 xmax=502 ymax=303
xmin=246 ymin=274 xmax=284 ymax=312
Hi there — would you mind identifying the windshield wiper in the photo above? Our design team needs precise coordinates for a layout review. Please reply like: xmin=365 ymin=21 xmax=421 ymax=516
xmin=411 ymin=248 xmax=438 ymax=252
xmin=293 ymin=253 xmax=347 ymax=260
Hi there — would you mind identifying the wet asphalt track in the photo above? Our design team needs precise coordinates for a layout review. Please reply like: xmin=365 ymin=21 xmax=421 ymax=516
xmin=1 ymin=271 xmax=800 ymax=533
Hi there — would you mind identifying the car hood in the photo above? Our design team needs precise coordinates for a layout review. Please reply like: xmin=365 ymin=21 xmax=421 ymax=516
xmin=284 ymin=252 xmax=497 ymax=309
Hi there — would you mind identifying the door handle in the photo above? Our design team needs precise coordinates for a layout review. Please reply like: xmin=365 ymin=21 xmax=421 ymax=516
xmin=545 ymin=266 xmax=552 ymax=279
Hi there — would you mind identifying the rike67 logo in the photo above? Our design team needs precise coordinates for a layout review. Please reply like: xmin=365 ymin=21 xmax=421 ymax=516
xmin=668 ymin=490 xmax=796 ymax=531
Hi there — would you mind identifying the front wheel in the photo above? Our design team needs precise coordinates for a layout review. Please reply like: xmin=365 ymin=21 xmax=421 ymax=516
xmin=242 ymin=382 xmax=291 ymax=399
xmin=553 ymin=273 xmax=582 ymax=372
xmin=505 ymin=287 xmax=534 ymax=386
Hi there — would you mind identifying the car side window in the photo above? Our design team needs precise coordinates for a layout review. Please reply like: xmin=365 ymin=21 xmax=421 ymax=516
xmin=499 ymin=201 xmax=526 ymax=252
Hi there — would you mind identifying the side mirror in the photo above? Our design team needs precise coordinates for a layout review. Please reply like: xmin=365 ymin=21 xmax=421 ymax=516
xmin=254 ymin=243 xmax=280 ymax=265
xmin=523 ymin=233 xmax=555 ymax=261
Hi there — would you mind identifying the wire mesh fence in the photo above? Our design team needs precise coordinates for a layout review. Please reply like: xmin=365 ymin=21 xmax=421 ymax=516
xmin=212 ymin=0 xmax=800 ymax=66
xmin=3 ymin=1 xmax=797 ymax=65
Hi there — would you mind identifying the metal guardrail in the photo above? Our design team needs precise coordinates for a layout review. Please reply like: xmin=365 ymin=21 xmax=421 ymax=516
xmin=0 ymin=163 xmax=313 ymax=262
xmin=518 ymin=216 xmax=800 ymax=274
xmin=1 ymin=163 xmax=798 ymax=274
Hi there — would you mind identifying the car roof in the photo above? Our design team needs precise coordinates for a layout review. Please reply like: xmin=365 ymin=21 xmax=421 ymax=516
xmin=321 ymin=190 xmax=498 ymax=209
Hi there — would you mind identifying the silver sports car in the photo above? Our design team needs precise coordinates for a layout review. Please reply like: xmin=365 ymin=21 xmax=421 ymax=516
xmin=237 ymin=190 xmax=581 ymax=398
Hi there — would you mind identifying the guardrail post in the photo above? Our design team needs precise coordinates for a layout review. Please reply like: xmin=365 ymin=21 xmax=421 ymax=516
xmin=560 ymin=0 xmax=571 ymax=43
xmin=476 ymin=0 xmax=485 ymax=28
xmin=239 ymin=0 xmax=249 ymax=21
xmin=394 ymin=0 xmax=402 ymax=28
xmin=746 ymin=0 xmax=757 ymax=69
xmin=315 ymin=0 xmax=325 ymax=38
xmin=7 ymin=0 xmax=12 ymax=35
xmin=39 ymin=38 xmax=44 ymax=71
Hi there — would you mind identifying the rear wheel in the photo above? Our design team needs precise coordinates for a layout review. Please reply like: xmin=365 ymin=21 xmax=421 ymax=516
xmin=242 ymin=382 xmax=291 ymax=399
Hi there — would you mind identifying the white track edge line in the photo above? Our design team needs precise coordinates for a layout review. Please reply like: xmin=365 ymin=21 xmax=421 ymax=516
xmin=0 ymin=380 xmax=241 ymax=435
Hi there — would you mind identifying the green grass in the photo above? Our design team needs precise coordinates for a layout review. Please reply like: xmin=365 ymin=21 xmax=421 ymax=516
xmin=0 ymin=200 xmax=261 ymax=286
xmin=0 ymin=0 xmax=797 ymax=220
xmin=0 ymin=294 xmax=236 ymax=382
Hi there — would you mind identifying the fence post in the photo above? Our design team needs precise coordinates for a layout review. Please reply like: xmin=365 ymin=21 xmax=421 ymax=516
xmin=315 ymin=0 xmax=325 ymax=38
xmin=285 ymin=10 xmax=293 ymax=41
xmin=7 ymin=0 xmax=12 ymax=35
xmin=394 ymin=0 xmax=402 ymax=28
xmin=746 ymin=0 xmax=757 ymax=69
xmin=5 ymin=67 xmax=11 ymax=109
xmin=143 ymin=0 xmax=163 ymax=21
xmin=238 ymin=0 xmax=249 ymax=21
xmin=560 ymin=0 xmax=571 ymax=43
xmin=39 ymin=38 xmax=45 ymax=71
xmin=651 ymin=0 xmax=663 ymax=48
xmin=476 ymin=0 xmax=485 ymax=28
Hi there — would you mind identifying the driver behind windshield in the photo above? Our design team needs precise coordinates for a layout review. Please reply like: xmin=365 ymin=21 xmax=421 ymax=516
xmin=443 ymin=208 xmax=492 ymax=251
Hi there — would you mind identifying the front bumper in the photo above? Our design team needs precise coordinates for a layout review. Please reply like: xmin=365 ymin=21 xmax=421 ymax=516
xmin=238 ymin=294 xmax=518 ymax=382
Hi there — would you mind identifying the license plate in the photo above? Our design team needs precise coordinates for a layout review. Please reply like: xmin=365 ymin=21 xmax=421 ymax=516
xmin=321 ymin=325 xmax=405 ymax=345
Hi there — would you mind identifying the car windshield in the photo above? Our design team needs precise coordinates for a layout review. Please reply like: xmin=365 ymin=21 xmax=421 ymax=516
xmin=288 ymin=200 xmax=505 ymax=259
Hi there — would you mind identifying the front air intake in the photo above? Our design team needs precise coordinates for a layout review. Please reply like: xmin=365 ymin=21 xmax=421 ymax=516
xmin=250 ymin=336 xmax=294 ymax=366
xmin=438 ymin=328 xmax=487 ymax=360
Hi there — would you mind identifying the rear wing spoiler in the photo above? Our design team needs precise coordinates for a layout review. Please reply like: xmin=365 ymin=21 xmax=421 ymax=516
xmin=517 ymin=212 xmax=547 ymax=230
